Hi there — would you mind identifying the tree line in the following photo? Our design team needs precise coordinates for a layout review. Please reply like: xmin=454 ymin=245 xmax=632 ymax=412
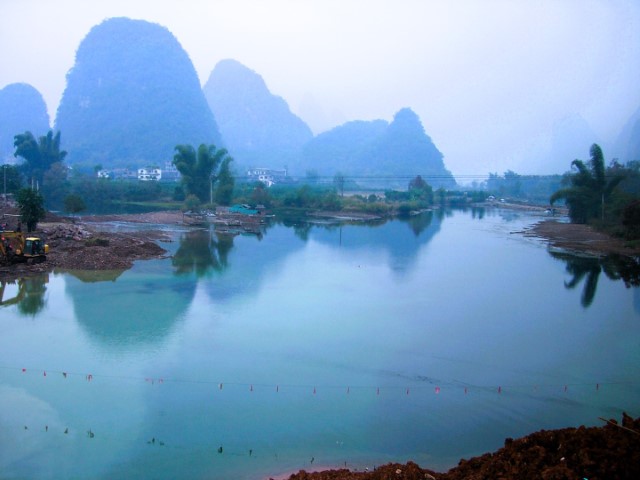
xmin=550 ymin=144 xmax=640 ymax=238
xmin=4 ymin=129 xmax=236 ymax=230
xmin=4 ymin=129 xmax=640 ymax=240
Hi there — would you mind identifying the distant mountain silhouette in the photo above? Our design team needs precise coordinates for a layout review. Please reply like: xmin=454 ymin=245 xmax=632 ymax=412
xmin=203 ymin=59 xmax=312 ymax=170
xmin=55 ymin=17 xmax=221 ymax=169
xmin=301 ymin=108 xmax=456 ymax=188
xmin=549 ymin=114 xmax=600 ymax=169
xmin=300 ymin=119 xmax=388 ymax=175
xmin=616 ymin=107 xmax=640 ymax=163
xmin=0 ymin=83 xmax=50 ymax=162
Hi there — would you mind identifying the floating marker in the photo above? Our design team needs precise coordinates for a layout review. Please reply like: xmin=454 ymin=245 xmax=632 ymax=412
xmin=435 ymin=386 xmax=440 ymax=394
xmin=21 ymin=368 xmax=26 ymax=373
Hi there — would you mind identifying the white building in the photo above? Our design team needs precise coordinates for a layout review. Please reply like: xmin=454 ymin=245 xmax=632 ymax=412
xmin=246 ymin=167 xmax=288 ymax=187
xmin=138 ymin=167 xmax=161 ymax=181
xmin=162 ymin=161 xmax=180 ymax=181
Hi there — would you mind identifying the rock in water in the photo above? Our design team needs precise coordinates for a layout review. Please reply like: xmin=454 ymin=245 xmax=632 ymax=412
xmin=55 ymin=17 xmax=221 ymax=168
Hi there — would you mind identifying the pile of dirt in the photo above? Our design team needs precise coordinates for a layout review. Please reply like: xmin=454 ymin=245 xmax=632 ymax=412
xmin=278 ymin=414 xmax=639 ymax=480
xmin=43 ymin=223 xmax=168 ymax=272
xmin=1 ymin=215 xmax=169 ymax=280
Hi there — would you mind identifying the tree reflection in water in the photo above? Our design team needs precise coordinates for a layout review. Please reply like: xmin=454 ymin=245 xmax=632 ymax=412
xmin=400 ymin=209 xmax=434 ymax=236
xmin=0 ymin=275 xmax=49 ymax=315
xmin=172 ymin=229 xmax=234 ymax=276
xmin=550 ymin=250 xmax=640 ymax=308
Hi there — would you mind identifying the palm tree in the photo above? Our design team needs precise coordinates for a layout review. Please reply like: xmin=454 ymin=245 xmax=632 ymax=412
xmin=550 ymin=144 xmax=624 ymax=224
xmin=172 ymin=144 xmax=230 ymax=204
xmin=14 ymin=131 xmax=67 ymax=186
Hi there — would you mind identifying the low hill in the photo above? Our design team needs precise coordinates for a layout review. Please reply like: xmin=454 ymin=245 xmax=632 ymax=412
xmin=301 ymin=108 xmax=456 ymax=189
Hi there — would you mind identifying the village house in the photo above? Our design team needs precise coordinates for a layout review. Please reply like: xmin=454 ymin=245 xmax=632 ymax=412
xmin=138 ymin=166 xmax=161 ymax=181
xmin=246 ymin=167 xmax=288 ymax=187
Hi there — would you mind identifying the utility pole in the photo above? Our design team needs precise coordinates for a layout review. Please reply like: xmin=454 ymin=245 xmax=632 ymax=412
xmin=2 ymin=164 xmax=6 ymax=206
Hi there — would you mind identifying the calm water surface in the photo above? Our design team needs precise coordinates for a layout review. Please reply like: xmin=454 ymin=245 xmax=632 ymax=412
xmin=1 ymin=209 xmax=639 ymax=479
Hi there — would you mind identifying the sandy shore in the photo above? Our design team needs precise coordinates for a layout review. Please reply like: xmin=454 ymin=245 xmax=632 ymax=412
xmin=524 ymin=218 xmax=640 ymax=257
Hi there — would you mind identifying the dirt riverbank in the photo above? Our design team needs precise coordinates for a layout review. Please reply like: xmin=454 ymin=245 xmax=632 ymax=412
xmin=524 ymin=219 xmax=640 ymax=257
xmin=1 ymin=208 xmax=172 ymax=281
xmin=272 ymin=414 xmax=639 ymax=480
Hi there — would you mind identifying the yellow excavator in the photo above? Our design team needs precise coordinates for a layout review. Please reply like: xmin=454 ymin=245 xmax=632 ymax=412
xmin=1 ymin=230 xmax=49 ymax=265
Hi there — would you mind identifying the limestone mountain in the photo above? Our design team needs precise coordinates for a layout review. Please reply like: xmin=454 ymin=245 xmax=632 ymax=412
xmin=549 ymin=114 xmax=600 ymax=170
xmin=616 ymin=106 xmax=640 ymax=163
xmin=55 ymin=17 xmax=221 ymax=169
xmin=301 ymin=108 xmax=456 ymax=188
xmin=300 ymin=119 xmax=388 ymax=176
xmin=203 ymin=59 xmax=312 ymax=171
xmin=0 ymin=83 xmax=50 ymax=162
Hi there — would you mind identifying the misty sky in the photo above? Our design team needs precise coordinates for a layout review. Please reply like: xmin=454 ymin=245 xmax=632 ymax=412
xmin=1 ymin=0 xmax=639 ymax=178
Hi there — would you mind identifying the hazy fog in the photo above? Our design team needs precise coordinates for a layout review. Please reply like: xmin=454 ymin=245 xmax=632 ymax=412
xmin=1 ymin=0 xmax=638 ymax=177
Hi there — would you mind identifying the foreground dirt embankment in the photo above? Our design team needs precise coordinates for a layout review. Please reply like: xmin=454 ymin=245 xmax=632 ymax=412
xmin=275 ymin=414 xmax=639 ymax=480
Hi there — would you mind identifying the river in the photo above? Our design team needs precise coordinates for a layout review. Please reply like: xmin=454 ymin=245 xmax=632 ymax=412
xmin=1 ymin=208 xmax=639 ymax=479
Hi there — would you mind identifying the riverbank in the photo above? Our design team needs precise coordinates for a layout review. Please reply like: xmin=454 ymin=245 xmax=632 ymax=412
xmin=1 ymin=207 xmax=171 ymax=281
xmin=524 ymin=219 xmax=640 ymax=257
xmin=269 ymin=414 xmax=639 ymax=480
xmin=3 ymin=207 xmax=640 ymax=282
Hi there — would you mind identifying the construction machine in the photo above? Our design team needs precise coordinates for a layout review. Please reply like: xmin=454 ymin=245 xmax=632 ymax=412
xmin=0 ymin=230 xmax=49 ymax=265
